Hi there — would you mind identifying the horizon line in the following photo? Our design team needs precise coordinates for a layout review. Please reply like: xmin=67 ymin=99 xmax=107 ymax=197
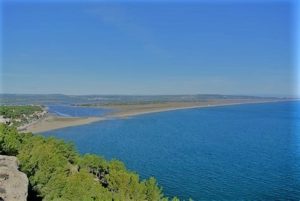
xmin=0 ymin=93 xmax=297 ymax=98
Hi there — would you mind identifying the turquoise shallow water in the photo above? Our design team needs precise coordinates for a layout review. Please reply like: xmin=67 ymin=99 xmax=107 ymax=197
xmin=43 ymin=101 xmax=300 ymax=200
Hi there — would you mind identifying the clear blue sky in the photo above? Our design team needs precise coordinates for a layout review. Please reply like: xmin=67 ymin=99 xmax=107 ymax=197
xmin=1 ymin=0 xmax=298 ymax=96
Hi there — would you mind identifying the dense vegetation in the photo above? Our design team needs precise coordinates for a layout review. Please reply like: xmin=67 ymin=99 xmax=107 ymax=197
xmin=0 ymin=105 xmax=43 ymax=119
xmin=0 ymin=124 xmax=184 ymax=201
xmin=0 ymin=105 xmax=44 ymax=127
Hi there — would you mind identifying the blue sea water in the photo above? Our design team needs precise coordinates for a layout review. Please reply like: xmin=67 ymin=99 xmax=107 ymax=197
xmin=43 ymin=101 xmax=300 ymax=201
xmin=47 ymin=105 xmax=111 ymax=117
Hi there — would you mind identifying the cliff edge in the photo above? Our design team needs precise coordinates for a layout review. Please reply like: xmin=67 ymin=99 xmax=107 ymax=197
xmin=0 ymin=155 xmax=28 ymax=201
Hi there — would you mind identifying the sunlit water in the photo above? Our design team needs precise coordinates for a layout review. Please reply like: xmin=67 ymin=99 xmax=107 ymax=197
xmin=43 ymin=101 xmax=300 ymax=200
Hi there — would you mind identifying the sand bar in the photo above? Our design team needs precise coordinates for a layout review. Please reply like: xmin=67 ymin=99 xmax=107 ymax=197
xmin=23 ymin=99 xmax=291 ymax=133
xmin=23 ymin=114 xmax=105 ymax=133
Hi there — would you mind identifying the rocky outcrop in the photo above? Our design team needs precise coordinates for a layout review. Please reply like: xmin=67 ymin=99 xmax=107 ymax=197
xmin=0 ymin=155 xmax=28 ymax=201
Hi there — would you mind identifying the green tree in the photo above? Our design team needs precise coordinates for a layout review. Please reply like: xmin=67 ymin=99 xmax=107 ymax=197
xmin=106 ymin=169 xmax=146 ymax=201
xmin=0 ymin=124 xmax=21 ymax=155
xmin=60 ymin=169 xmax=112 ymax=201
xmin=18 ymin=136 xmax=71 ymax=197
xmin=144 ymin=177 xmax=163 ymax=201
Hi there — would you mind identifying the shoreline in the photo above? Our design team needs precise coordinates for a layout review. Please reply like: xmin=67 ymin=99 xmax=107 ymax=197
xmin=108 ymin=100 xmax=280 ymax=118
xmin=23 ymin=99 xmax=295 ymax=133
xmin=23 ymin=114 xmax=105 ymax=133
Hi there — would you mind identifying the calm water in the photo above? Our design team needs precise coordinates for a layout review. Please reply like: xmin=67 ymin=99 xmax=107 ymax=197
xmin=47 ymin=105 xmax=112 ymax=117
xmin=43 ymin=101 xmax=300 ymax=200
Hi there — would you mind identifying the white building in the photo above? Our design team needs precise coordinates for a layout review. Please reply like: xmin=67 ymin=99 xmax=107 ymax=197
xmin=0 ymin=116 xmax=11 ymax=124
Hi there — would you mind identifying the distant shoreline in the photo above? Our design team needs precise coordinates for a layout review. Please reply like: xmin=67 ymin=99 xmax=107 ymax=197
xmin=107 ymin=99 xmax=289 ymax=118
xmin=23 ymin=99 xmax=296 ymax=133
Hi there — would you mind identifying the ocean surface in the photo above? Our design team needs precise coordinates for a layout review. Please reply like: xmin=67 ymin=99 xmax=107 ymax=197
xmin=43 ymin=101 xmax=300 ymax=201
xmin=47 ymin=105 xmax=112 ymax=117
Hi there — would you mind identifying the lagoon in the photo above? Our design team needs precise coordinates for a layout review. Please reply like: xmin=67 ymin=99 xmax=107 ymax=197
xmin=47 ymin=105 xmax=111 ymax=117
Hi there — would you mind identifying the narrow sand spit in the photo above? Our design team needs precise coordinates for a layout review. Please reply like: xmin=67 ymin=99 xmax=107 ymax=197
xmin=23 ymin=99 xmax=288 ymax=133
xmin=24 ymin=114 xmax=105 ymax=133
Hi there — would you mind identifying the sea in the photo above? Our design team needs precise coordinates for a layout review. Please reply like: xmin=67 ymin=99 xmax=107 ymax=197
xmin=43 ymin=101 xmax=300 ymax=201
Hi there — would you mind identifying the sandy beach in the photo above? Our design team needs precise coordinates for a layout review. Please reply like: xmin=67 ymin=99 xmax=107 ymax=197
xmin=23 ymin=99 xmax=287 ymax=133
xmin=23 ymin=114 xmax=105 ymax=133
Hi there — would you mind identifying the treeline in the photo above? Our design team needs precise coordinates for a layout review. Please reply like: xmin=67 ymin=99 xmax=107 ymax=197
xmin=0 ymin=124 xmax=185 ymax=201
xmin=0 ymin=105 xmax=44 ymax=127
xmin=0 ymin=105 xmax=43 ymax=119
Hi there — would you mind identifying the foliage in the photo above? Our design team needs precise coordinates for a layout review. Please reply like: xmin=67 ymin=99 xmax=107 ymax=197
xmin=0 ymin=105 xmax=42 ymax=119
xmin=0 ymin=125 xmax=21 ymax=155
xmin=0 ymin=105 xmax=44 ymax=127
xmin=0 ymin=123 xmax=184 ymax=201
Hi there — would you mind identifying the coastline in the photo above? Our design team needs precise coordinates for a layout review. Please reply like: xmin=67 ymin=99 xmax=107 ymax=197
xmin=23 ymin=99 xmax=293 ymax=133
xmin=108 ymin=100 xmax=277 ymax=118
xmin=23 ymin=114 xmax=105 ymax=133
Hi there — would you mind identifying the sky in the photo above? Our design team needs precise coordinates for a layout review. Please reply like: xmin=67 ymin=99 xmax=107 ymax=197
xmin=1 ymin=0 xmax=298 ymax=97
